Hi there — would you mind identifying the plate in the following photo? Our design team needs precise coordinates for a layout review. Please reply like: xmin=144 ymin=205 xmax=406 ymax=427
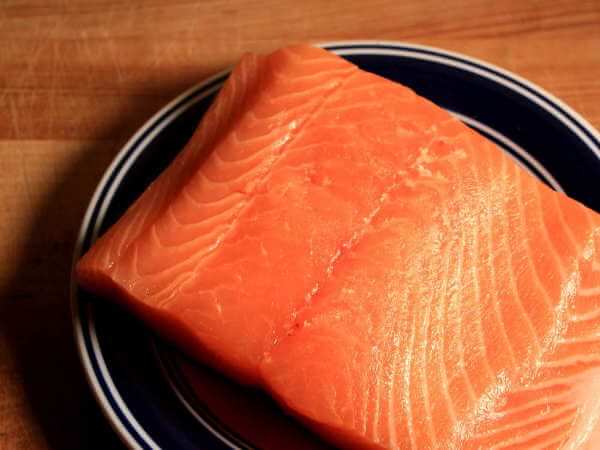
xmin=71 ymin=41 xmax=600 ymax=449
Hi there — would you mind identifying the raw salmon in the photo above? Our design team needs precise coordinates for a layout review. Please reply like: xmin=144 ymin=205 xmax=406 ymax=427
xmin=77 ymin=45 xmax=600 ymax=449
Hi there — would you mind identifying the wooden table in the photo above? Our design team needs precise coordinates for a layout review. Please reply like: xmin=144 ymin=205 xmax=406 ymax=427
xmin=1 ymin=1 xmax=599 ymax=448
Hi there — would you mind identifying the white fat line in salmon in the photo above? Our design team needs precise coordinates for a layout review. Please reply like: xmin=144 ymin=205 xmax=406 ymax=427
xmin=490 ymin=413 xmax=575 ymax=449
xmin=473 ymin=403 xmax=576 ymax=439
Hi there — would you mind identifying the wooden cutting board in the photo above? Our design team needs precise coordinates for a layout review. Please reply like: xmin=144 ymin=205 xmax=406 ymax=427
xmin=1 ymin=1 xmax=599 ymax=448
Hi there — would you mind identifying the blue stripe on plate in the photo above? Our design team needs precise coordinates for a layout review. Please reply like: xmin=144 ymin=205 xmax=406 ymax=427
xmin=80 ymin=298 xmax=154 ymax=450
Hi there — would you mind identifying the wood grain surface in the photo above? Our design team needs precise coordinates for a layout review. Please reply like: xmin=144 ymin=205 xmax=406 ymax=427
xmin=1 ymin=1 xmax=599 ymax=448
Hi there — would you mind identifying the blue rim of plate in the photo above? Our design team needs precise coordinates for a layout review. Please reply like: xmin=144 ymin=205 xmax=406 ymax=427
xmin=70 ymin=41 xmax=600 ymax=450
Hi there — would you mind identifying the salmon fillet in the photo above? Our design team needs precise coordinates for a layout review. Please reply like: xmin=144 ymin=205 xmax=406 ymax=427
xmin=76 ymin=45 xmax=600 ymax=449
